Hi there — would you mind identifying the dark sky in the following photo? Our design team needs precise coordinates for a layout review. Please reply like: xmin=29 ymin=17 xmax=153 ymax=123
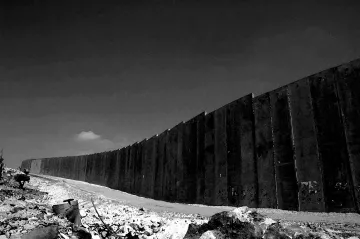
xmin=1 ymin=0 xmax=360 ymax=168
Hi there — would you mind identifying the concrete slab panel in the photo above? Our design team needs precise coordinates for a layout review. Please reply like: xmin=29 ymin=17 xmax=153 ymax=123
xmin=227 ymin=100 xmax=242 ymax=207
xmin=51 ymin=158 xmax=59 ymax=177
xmin=166 ymin=125 xmax=179 ymax=202
xmin=98 ymin=153 xmax=107 ymax=186
xmin=162 ymin=131 xmax=172 ymax=201
xmin=289 ymin=78 xmax=326 ymax=212
xmin=65 ymin=157 xmax=74 ymax=179
xmin=238 ymin=94 xmax=257 ymax=208
xmin=78 ymin=155 xmax=87 ymax=182
xmin=85 ymin=154 xmax=94 ymax=183
xmin=123 ymin=146 xmax=131 ymax=192
xmin=145 ymin=136 xmax=158 ymax=198
xmin=270 ymin=87 xmax=299 ymax=211
xmin=101 ymin=152 xmax=112 ymax=186
xmin=69 ymin=157 xmax=76 ymax=180
xmin=71 ymin=157 xmax=78 ymax=180
xmin=253 ymin=93 xmax=277 ymax=209
xmin=58 ymin=158 xmax=65 ymax=178
xmin=129 ymin=144 xmax=138 ymax=193
xmin=40 ymin=158 xmax=47 ymax=175
xmin=196 ymin=112 xmax=206 ymax=204
xmin=204 ymin=111 xmax=215 ymax=205
xmin=60 ymin=157 xmax=67 ymax=178
xmin=118 ymin=148 xmax=126 ymax=192
xmin=155 ymin=132 xmax=167 ymax=200
xmin=86 ymin=154 xmax=102 ymax=184
xmin=21 ymin=159 xmax=32 ymax=172
xmin=177 ymin=122 xmax=187 ymax=203
xmin=134 ymin=141 xmax=145 ymax=195
xmin=310 ymin=68 xmax=356 ymax=212
xmin=106 ymin=150 xmax=120 ymax=189
xmin=30 ymin=159 xmax=42 ymax=174
xmin=214 ymin=106 xmax=228 ymax=206
xmin=140 ymin=140 xmax=149 ymax=196
xmin=182 ymin=117 xmax=198 ymax=203
xmin=335 ymin=59 xmax=360 ymax=212
xmin=55 ymin=158 xmax=62 ymax=177
xmin=47 ymin=158 xmax=54 ymax=176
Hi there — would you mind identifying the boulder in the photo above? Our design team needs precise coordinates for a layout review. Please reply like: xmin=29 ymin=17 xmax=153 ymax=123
xmin=184 ymin=207 xmax=277 ymax=239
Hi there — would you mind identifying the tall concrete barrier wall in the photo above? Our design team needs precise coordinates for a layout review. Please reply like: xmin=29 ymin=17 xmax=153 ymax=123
xmin=21 ymin=58 xmax=360 ymax=213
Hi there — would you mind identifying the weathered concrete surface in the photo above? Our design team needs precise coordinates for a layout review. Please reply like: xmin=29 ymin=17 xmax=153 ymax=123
xmin=182 ymin=117 xmax=198 ymax=203
xmin=22 ymin=58 xmax=360 ymax=213
xmin=146 ymin=136 xmax=158 ymax=198
xmin=162 ymin=130 xmax=172 ymax=201
xmin=57 ymin=158 xmax=65 ymax=178
xmin=62 ymin=157 xmax=71 ymax=180
xmin=155 ymin=131 xmax=166 ymax=200
xmin=335 ymin=59 xmax=360 ymax=212
xmin=177 ymin=122 xmax=186 ymax=203
xmin=100 ymin=152 xmax=111 ymax=187
xmin=30 ymin=159 xmax=42 ymax=174
xmin=85 ymin=154 xmax=95 ymax=184
xmin=214 ymin=106 xmax=228 ymax=206
xmin=129 ymin=143 xmax=138 ymax=193
xmin=310 ymin=68 xmax=356 ymax=212
xmin=20 ymin=159 xmax=33 ymax=172
xmin=238 ymin=94 xmax=257 ymax=208
xmin=70 ymin=157 xmax=78 ymax=180
xmin=141 ymin=140 xmax=149 ymax=196
xmin=166 ymin=124 xmax=180 ymax=202
xmin=140 ymin=140 xmax=148 ymax=197
xmin=288 ymin=78 xmax=326 ymax=212
xmin=52 ymin=158 xmax=60 ymax=177
xmin=118 ymin=147 xmax=126 ymax=192
xmin=204 ymin=112 xmax=215 ymax=205
xmin=39 ymin=158 xmax=49 ymax=175
xmin=106 ymin=150 xmax=120 ymax=189
xmin=86 ymin=153 xmax=107 ymax=186
xmin=226 ymin=99 xmax=242 ymax=206
xmin=68 ymin=157 xmax=77 ymax=180
xmin=270 ymin=87 xmax=299 ymax=211
xmin=78 ymin=155 xmax=87 ymax=182
xmin=253 ymin=93 xmax=277 ymax=209
xmin=99 ymin=153 xmax=108 ymax=186
xmin=134 ymin=140 xmax=145 ymax=195
xmin=124 ymin=146 xmax=131 ymax=193
xmin=196 ymin=112 xmax=206 ymax=204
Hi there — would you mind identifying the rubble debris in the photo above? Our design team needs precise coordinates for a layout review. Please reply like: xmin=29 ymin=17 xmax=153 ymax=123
xmin=184 ymin=206 xmax=360 ymax=239
xmin=13 ymin=172 xmax=30 ymax=190
xmin=9 ymin=225 xmax=59 ymax=239
xmin=1 ymin=167 xmax=360 ymax=239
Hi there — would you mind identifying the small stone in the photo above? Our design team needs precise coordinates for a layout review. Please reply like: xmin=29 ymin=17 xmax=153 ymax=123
xmin=199 ymin=230 xmax=225 ymax=239
xmin=23 ymin=224 xmax=36 ymax=230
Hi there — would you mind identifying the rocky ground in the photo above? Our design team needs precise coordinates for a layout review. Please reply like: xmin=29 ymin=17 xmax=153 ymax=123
xmin=0 ymin=167 xmax=360 ymax=239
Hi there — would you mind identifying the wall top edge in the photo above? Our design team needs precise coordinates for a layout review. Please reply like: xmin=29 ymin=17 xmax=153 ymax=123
xmin=21 ymin=57 xmax=360 ymax=163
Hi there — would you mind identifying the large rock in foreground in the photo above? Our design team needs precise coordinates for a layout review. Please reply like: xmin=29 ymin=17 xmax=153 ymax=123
xmin=184 ymin=206 xmax=276 ymax=239
xmin=183 ymin=206 xmax=358 ymax=239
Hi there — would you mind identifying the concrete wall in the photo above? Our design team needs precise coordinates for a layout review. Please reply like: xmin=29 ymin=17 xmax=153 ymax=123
xmin=21 ymin=58 xmax=360 ymax=213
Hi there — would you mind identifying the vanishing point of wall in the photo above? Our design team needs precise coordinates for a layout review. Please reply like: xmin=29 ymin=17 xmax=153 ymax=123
xmin=21 ymin=58 xmax=360 ymax=213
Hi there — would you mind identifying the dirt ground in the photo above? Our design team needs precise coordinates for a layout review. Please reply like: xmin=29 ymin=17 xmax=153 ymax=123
xmin=1 ymin=168 xmax=360 ymax=239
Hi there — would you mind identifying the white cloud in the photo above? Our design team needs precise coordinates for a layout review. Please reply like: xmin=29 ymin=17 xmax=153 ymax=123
xmin=76 ymin=131 xmax=101 ymax=141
